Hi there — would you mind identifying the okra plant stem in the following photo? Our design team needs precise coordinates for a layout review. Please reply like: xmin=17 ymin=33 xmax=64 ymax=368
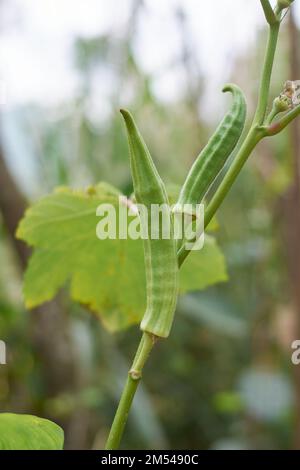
xmin=105 ymin=332 xmax=155 ymax=450
xmin=260 ymin=0 xmax=278 ymax=25
xmin=253 ymin=21 xmax=280 ymax=125
xmin=178 ymin=128 xmax=263 ymax=267
xmin=266 ymin=104 xmax=300 ymax=135
xmin=179 ymin=13 xmax=281 ymax=266
xmin=105 ymin=2 xmax=298 ymax=450
xmin=206 ymin=15 xmax=281 ymax=218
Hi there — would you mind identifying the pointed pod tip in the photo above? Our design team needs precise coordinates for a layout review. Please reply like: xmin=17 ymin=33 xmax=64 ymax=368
xmin=120 ymin=108 xmax=128 ymax=119
xmin=120 ymin=108 xmax=133 ymax=126
xmin=222 ymin=83 xmax=236 ymax=94
xmin=222 ymin=84 xmax=246 ymax=110
xmin=120 ymin=108 xmax=139 ymax=140
xmin=120 ymin=108 xmax=132 ymax=118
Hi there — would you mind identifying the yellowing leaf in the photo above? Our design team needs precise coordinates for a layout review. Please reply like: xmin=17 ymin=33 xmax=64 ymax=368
xmin=17 ymin=184 xmax=227 ymax=332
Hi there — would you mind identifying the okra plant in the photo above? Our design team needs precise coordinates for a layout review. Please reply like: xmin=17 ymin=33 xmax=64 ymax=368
xmin=105 ymin=0 xmax=300 ymax=449
xmin=13 ymin=0 xmax=300 ymax=451
xmin=120 ymin=109 xmax=179 ymax=340
xmin=174 ymin=84 xmax=247 ymax=218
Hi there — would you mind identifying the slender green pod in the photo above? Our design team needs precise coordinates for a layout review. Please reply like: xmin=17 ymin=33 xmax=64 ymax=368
xmin=174 ymin=84 xmax=247 ymax=216
xmin=120 ymin=109 xmax=178 ymax=338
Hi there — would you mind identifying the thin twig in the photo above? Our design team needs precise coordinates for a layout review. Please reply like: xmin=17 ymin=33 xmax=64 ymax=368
xmin=260 ymin=0 xmax=277 ymax=25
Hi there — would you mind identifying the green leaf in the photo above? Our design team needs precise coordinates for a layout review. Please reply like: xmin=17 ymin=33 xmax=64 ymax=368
xmin=17 ymin=184 xmax=227 ymax=332
xmin=0 ymin=413 xmax=64 ymax=450
xmin=180 ymin=237 xmax=227 ymax=293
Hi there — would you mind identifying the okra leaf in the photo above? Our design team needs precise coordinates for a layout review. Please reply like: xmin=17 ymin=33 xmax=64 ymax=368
xmin=179 ymin=237 xmax=227 ymax=293
xmin=17 ymin=184 xmax=227 ymax=332
xmin=0 ymin=413 xmax=64 ymax=450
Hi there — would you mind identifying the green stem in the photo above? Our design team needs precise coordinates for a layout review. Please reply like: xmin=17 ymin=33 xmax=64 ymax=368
xmin=105 ymin=4 xmax=289 ymax=451
xmin=265 ymin=107 xmax=280 ymax=125
xmin=178 ymin=128 xmax=263 ymax=267
xmin=266 ymin=104 xmax=300 ymax=135
xmin=204 ymin=130 xmax=263 ymax=227
xmin=253 ymin=21 xmax=280 ymax=125
xmin=105 ymin=332 xmax=156 ymax=450
xmin=178 ymin=18 xmax=281 ymax=267
xmin=260 ymin=0 xmax=277 ymax=25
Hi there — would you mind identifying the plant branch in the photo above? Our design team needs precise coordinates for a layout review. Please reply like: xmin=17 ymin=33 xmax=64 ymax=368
xmin=178 ymin=13 xmax=282 ymax=267
xmin=105 ymin=332 xmax=156 ymax=450
xmin=253 ymin=22 xmax=280 ymax=125
xmin=265 ymin=106 xmax=281 ymax=125
xmin=178 ymin=128 xmax=265 ymax=267
xmin=105 ymin=1 xmax=289 ymax=450
xmin=260 ymin=0 xmax=277 ymax=25
xmin=265 ymin=105 xmax=300 ymax=135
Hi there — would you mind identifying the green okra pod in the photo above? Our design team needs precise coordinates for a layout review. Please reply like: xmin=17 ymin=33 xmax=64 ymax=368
xmin=121 ymin=109 xmax=178 ymax=338
xmin=174 ymin=84 xmax=247 ymax=217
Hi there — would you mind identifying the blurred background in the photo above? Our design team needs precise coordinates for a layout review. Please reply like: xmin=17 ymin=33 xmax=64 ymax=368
xmin=0 ymin=0 xmax=300 ymax=450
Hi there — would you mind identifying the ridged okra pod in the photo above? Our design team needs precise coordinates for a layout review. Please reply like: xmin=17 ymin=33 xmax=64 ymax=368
xmin=121 ymin=109 xmax=178 ymax=338
xmin=174 ymin=84 xmax=247 ymax=216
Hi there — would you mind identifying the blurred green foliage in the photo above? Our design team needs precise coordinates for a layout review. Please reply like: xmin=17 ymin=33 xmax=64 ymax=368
xmin=0 ymin=2 xmax=299 ymax=450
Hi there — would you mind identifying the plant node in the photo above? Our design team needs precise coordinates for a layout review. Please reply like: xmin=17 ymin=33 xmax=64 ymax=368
xmin=129 ymin=369 xmax=142 ymax=380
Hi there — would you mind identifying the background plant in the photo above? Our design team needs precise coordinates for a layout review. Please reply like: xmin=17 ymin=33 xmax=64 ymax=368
xmin=1 ymin=0 xmax=300 ymax=450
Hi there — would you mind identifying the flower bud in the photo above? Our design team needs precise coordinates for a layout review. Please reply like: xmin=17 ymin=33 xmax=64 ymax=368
xmin=274 ymin=95 xmax=291 ymax=113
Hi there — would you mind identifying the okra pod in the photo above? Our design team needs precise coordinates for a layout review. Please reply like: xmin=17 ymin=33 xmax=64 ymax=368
xmin=174 ymin=84 xmax=247 ymax=216
xmin=121 ymin=109 xmax=178 ymax=338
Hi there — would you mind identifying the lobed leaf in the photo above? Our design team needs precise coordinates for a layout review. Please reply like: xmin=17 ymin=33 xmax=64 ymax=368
xmin=17 ymin=184 xmax=228 ymax=332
